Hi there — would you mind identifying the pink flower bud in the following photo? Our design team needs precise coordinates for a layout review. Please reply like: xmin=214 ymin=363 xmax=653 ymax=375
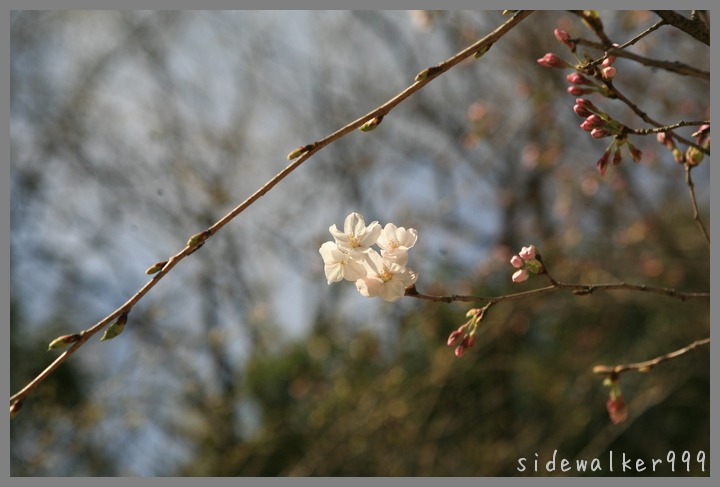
xmin=694 ymin=124 xmax=710 ymax=145
xmin=454 ymin=345 xmax=465 ymax=357
xmin=573 ymin=104 xmax=593 ymax=118
xmin=601 ymin=56 xmax=616 ymax=68
xmin=518 ymin=245 xmax=536 ymax=260
xmin=537 ymin=53 xmax=571 ymax=69
xmin=447 ymin=329 xmax=464 ymax=347
xmin=510 ymin=255 xmax=524 ymax=268
xmin=553 ymin=28 xmax=574 ymax=50
xmin=512 ymin=269 xmax=529 ymax=283
xmin=591 ymin=128 xmax=609 ymax=139
xmin=657 ymin=131 xmax=674 ymax=149
xmin=596 ymin=149 xmax=611 ymax=176
xmin=606 ymin=395 xmax=628 ymax=424
xmin=612 ymin=147 xmax=622 ymax=166
xmin=579 ymin=121 xmax=594 ymax=131
xmin=567 ymin=85 xmax=594 ymax=96
xmin=575 ymin=98 xmax=598 ymax=112
xmin=601 ymin=66 xmax=616 ymax=79
xmin=566 ymin=72 xmax=593 ymax=85
xmin=628 ymin=144 xmax=642 ymax=163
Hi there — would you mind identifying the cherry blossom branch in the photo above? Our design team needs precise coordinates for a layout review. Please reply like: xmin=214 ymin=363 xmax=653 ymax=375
xmin=10 ymin=10 xmax=535 ymax=416
xmin=573 ymin=38 xmax=709 ymax=80
xmin=405 ymin=281 xmax=709 ymax=304
xmin=627 ymin=121 xmax=709 ymax=135
xmin=598 ymin=80 xmax=708 ymax=155
xmin=592 ymin=337 xmax=710 ymax=377
xmin=569 ymin=12 xmax=709 ymax=154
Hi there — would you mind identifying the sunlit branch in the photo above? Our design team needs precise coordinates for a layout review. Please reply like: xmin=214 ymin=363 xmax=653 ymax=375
xmin=592 ymin=338 xmax=710 ymax=376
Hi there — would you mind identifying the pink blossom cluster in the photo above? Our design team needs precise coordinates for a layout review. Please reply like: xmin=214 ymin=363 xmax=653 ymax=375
xmin=509 ymin=245 xmax=542 ymax=283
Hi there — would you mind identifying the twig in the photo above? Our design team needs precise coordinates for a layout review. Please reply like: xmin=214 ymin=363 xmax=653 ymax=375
xmin=685 ymin=163 xmax=711 ymax=246
xmin=10 ymin=11 xmax=535 ymax=415
xmin=592 ymin=338 xmax=710 ymax=376
xmin=405 ymin=280 xmax=709 ymax=304
xmin=628 ymin=121 xmax=709 ymax=135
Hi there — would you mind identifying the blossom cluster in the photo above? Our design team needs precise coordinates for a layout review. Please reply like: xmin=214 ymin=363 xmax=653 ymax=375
xmin=319 ymin=212 xmax=418 ymax=302
xmin=510 ymin=245 xmax=543 ymax=283
xmin=447 ymin=307 xmax=484 ymax=357
xmin=537 ymin=29 xmax=645 ymax=176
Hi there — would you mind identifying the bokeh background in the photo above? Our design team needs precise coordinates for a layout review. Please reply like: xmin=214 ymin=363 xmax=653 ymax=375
xmin=10 ymin=10 xmax=710 ymax=476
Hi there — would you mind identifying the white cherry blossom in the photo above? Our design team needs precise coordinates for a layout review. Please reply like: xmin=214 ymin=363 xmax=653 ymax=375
xmin=355 ymin=250 xmax=417 ymax=302
xmin=329 ymin=212 xmax=381 ymax=257
xmin=319 ymin=241 xmax=367 ymax=284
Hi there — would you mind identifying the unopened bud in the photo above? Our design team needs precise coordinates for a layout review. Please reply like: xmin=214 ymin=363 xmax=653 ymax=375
xmin=628 ymin=143 xmax=642 ymax=163
xmin=359 ymin=116 xmax=383 ymax=132
xmin=581 ymin=114 xmax=605 ymax=131
xmin=612 ymin=146 xmax=622 ymax=166
xmin=510 ymin=255 xmax=524 ymax=268
xmin=686 ymin=146 xmax=704 ymax=166
xmin=597 ymin=149 xmax=611 ymax=176
xmin=537 ymin=53 xmax=571 ymax=69
xmin=672 ymin=147 xmax=684 ymax=163
xmin=287 ymin=144 xmax=312 ymax=161
xmin=591 ymin=128 xmax=610 ymax=139
xmin=187 ymin=230 xmax=210 ymax=247
xmin=606 ymin=394 xmax=628 ymax=424
xmin=415 ymin=66 xmax=440 ymax=81
xmin=601 ymin=66 xmax=616 ymax=79
xmin=473 ymin=44 xmax=491 ymax=59
xmin=554 ymin=28 xmax=574 ymax=50
xmin=447 ymin=329 xmax=464 ymax=347
xmin=692 ymin=124 xmax=710 ymax=145
xmin=601 ymin=56 xmax=616 ymax=68
xmin=573 ymin=104 xmax=593 ymax=118
xmin=48 ymin=333 xmax=82 ymax=351
xmin=512 ymin=268 xmax=529 ymax=283
xmin=518 ymin=245 xmax=536 ymax=260
xmin=145 ymin=260 xmax=168 ymax=275
xmin=566 ymin=72 xmax=593 ymax=85
xmin=101 ymin=313 xmax=128 ymax=341
xmin=567 ymin=85 xmax=594 ymax=96
xmin=575 ymin=98 xmax=599 ymax=113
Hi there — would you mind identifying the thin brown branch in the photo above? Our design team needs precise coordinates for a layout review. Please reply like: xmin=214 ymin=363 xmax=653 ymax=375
xmin=10 ymin=10 xmax=535 ymax=415
xmin=592 ymin=338 xmax=710 ymax=376
xmin=627 ymin=121 xmax=709 ymax=135
xmin=601 ymin=80 xmax=708 ymax=155
xmin=685 ymin=163 xmax=711 ymax=246
xmin=405 ymin=280 xmax=709 ymax=304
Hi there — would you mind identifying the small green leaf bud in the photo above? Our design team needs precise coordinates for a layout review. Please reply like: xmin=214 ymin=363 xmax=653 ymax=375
xmin=287 ymin=144 xmax=312 ymax=160
xmin=48 ymin=333 xmax=82 ymax=351
xmin=101 ymin=313 xmax=128 ymax=341
xmin=145 ymin=260 xmax=168 ymax=275
xmin=359 ymin=116 xmax=383 ymax=132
